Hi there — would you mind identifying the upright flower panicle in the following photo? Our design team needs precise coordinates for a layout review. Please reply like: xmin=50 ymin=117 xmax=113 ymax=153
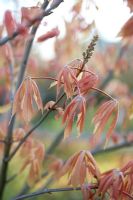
xmin=63 ymin=95 xmax=86 ymax=138
xmin=12 ymin=77 xmax=43 ymax=123
xmin=58 ymin=150 xmax=100 ymax=187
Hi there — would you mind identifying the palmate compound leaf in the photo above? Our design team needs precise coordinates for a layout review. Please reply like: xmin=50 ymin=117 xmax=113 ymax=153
xmin=92 ymin=100 xmax=119 ymax=147
xmin=98 ymin=161 xmax=133 ymax=200
xmin=57 ymin=65 xmax=79 ymax=99
xmin=12 ymin=77 xmax=43 ymax=123
xmin=62 ymin=95 xmax=86 ymax=138
xmin=56 ymin=59 xmax=83 ymax=99
xmin=57 ymin=150 xmax=100 ymax=187
xmin=98 ymin=169 xmax=125 ymax=199
xmin=20 ymin=141 xmax=45 ymax=185
xmin=78 ymin=73 xmax=98 ymax=95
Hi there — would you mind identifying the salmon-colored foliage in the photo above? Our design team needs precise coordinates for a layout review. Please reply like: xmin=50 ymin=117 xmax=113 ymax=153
xmin=4 ymin=10 xmax=17 ymax=37
xmin=37 ymin=27 xmax=60 ymax=42
xmin=121 ymin=160 xmax=133 ymax=195
xmin=63 ymin=95 xmax=86 ymax=138
xmin=1 ymin=1 xmax=133 ymax=199
xmin=118 ymin=16 xmax=133 ymax=38
xmin=78 ymin=73 xmax=98 ymax=95
xmin=68 ymin=59 xmax=83 ymax=71
xmin=127 ymin=132 xmax=133 ymax=142
xmin=44 ymin=101 xmax=64 ymax=119
xmin=3 ymin=44 xmax=14 ymax=64
xmin=20 ymin=141 xmax=45 ymax=185
xmin=12 ymin=77 xmax=43 ymax=123
xmin=49 ymin=158 xmax=64 ymax=176
xmin=98 ymin=169 xmax=124 ymax=199
xmin=58 ymin=150 xmax=100 ymax=186
xmin=13 ymin=128 xmax=25 ymax=142
xmin=4 ymin=10 xmax=28 ymax=37
xmin=57 ymin=62 xmax=80 ymax=99
xmin=21 ymin=7 xmax=43 ymax=25
xmin=98 ymin=161 xmax=133 ymax=199
xmin=126 ymin=0 xmax=133 ymax=11
xmin=20 ymin=137 xmax=34 ymax=157
xmin=81 ymin=184 xmax=97 ymax=200
xmin=92 ymin=100 xmax=119 ymax=146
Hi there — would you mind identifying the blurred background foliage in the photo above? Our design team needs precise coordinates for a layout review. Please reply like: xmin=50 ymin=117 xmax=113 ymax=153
xmin=0 ymin=0 xmax=133 ymax=199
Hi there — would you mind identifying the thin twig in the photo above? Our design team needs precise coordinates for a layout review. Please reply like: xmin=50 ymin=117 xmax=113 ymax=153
xmin=15 ymin=186 xmax=97 ymax=200
xmin=91 ymin=87 xmax=116 ymax=101
xmin=11 ymin=171 xmax=49 ymax=199
xmin=92 ymin=141 xmax=133 ymax=156
xmin=31 ymin=76 xmax=58 ymax=81
xmin=9 ymin=62 xmax=14 ymax=106
xmin=122 ymin=191 xmax=133 ymax=199
xmin=14 ymin=184 xmax=133 ymax=200
xmin=0 ymin=115 xmax=16 ymax=198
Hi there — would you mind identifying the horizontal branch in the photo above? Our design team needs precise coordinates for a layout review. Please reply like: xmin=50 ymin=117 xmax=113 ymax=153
xmin=14 ymin=185 xmax=133 ymax=200
xmin=15 ymin=186 xmax=97 ymax=200
xmin=92 ymin=141 xmax=133 ymax=156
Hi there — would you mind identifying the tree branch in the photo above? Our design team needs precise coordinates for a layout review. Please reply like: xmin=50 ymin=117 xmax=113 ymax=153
xmin=92 ymin=141 xmax=133 ymax=156
xmin=14 ymin=186 xmax=133 ymax=200
xmin=14 ymin=186 xmax=97 ymax=200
